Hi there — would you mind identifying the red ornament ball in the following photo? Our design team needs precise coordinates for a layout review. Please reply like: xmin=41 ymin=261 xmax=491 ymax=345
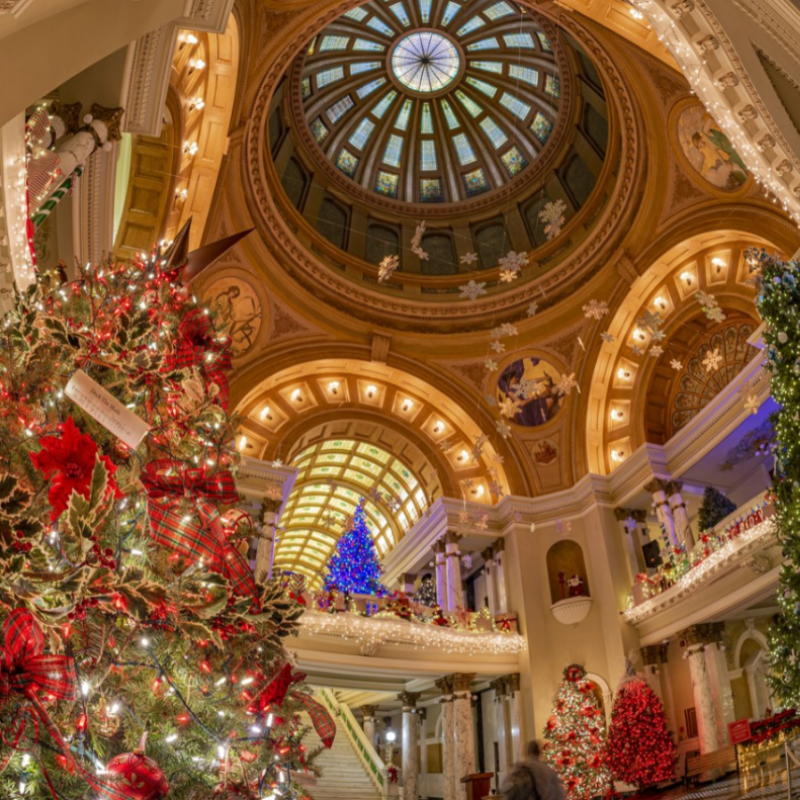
xmin=97 ymin=751 xmax=169 ymax=800
xmin=214 ymin=782 xmax=259 ymax=800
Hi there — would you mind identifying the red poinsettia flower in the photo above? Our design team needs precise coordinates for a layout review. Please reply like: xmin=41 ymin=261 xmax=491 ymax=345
xmin=30 ymin=417 xmax=122 ymax=520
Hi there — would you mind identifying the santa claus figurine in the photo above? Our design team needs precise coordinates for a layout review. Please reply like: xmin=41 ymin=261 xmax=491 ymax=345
xmin=567 ymin=574 xmax=586 ymax=597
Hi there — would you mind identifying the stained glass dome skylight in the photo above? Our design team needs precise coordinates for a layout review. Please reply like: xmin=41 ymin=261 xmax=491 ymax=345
xmin=391 ymin=31 xmax=461 ymax=94
xmin=294 ymin=0 xmax=564 ymax=205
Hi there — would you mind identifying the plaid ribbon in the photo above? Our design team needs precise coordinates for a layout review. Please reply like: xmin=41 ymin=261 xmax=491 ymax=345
xmin=162 ymin=309 xmax=232 ymax=409
xmin=141 ymin=460 xmax=256 ymax=598
xmin=250 ymin=663 xmax=305 ymax=715
xmin=293 ymin=693 xmax=336 ymax=749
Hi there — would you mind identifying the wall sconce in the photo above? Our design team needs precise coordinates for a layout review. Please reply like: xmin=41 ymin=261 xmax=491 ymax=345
xmin=472 ymin=485 xmax=485 ymax=498
xmin=183 ymin=141 xmax=198 ymax=156
xmin=680 ymin=271 xmax=694 ymax=286
xmin=402 ymin=398 xmax=414 ymax=412
xmin=189 ymin=97 xmax=205 ymax=111
xmin=611 ymin=409 xmax=625 ymax=422
xmin=457 ymin=449 xmax=470 ymax=463
xmin=617 ymin=367 xmax=632 ymax=381
xmin=654 ymin=296 xmax=667 ymax=311
xmin=187 ymin=58 xmax=206 ymax=74
xmin=366 ymin=384 xmax=377 ymax=399
xmin=611 ymin=449 xmax=626 ymax=463
xmin=238 ymin=435 xmax=248 ymax=452
xmin=433 ymin=420 xmax=445 ymax=434
xmin=260 ymin=406 xmax=272 ymax=421
xmin=327 ymin=381 xmax=340 ymax=395
xmin=633 ymin=328 xmax=646 ymax=342
xmin=711 ymin=257 xmax=726 ymax=274
xmin=291 ymin=389 xmax=302 ymax=403
xmin=174 ymin=187 xmax=188 ymax=202
xmin=179 ymin=32 xmax=199 ymax=49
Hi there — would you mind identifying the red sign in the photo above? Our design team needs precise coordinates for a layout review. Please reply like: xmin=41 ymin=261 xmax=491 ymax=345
xmin=728 ymin=719 xmax=752 ymax=745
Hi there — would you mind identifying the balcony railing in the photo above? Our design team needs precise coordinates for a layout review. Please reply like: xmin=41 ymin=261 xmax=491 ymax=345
xmin=623 ymin=492 xmax=775 ymax=624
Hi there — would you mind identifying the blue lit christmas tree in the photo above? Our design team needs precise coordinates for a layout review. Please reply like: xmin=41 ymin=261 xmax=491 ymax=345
xmin=324 ymin=500 xmax=386 ymax=595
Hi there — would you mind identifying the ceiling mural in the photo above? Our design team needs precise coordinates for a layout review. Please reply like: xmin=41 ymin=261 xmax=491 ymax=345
xmin=204 ymin=277 xmax=264 ymax=357
xmin=496 ymin=355 xmax=564 ymax=428
xmin=299 ymin=0 xmax=562 ymax=204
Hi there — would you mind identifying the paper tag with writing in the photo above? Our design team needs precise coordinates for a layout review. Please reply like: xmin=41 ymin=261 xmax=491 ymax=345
xmin=65 ymin=370 xmax=150 ymax=449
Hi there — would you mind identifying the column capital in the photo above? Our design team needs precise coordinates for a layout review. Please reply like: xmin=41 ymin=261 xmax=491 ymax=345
xmin=490 ymin=678 xmax=508 ymax=696
xmin=433 ymin=539 xmax=446 ymax=555
xmin=481 ymin=547 xmax=495 ymax=563
xmin=444 ymin=530 xmax=462 ymax=546
xmin=399 ymin=691 xmax=422 ymax=709
xmin=641 ymin=645 xmax=667 ymax=666
xmin=361 ymin=705 xmax=378 ymax=719
xmin=614 ymin=507 xmax=647 ymax=525
xmin=435 ymin=675 xmax=455 ymax=698
xmin=644 ymin=478 xmax=670 ymax=495
xmin=88 ymin=103 xmax=125 ymax=143
xmin=451 ymin=673 xmax=476 ymax=693
xmin=260 ymin=497 xmax=282 ymax=518
xmin=493 ymin=538 xmax=506 ymax=554
xmin=666 ymin=480 xmax=684 ymax=496
xmin=49 ymin=100 xmax=83 ymax=135
xmin=506 ymin=672 xmax=521 ymax=693
xmin=402 ymin=572 xmax=417 ymax=585
xmin=680 ymin=622 xmax=725 ymax=648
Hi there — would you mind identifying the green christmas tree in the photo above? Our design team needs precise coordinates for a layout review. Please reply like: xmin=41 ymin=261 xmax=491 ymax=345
xmin=542 ymin=665 xmax=611 ymax=800
xmin=697 ymin=486 xmax=737 ymax=532
xmin=323 ymin=501 xmax=385 ymax=595
xmin=755 ymin=250 xmax=800 ymax=703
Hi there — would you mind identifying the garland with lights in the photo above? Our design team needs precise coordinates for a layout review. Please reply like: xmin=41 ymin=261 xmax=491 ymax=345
xmin=605 ymin=677 xmax=675 ymax=788
xmin=0 ymin=237 xmax=334 ymax=800
xmin=542 ymin=665 xmax=611 ymax=800
xmin=753 ymin=251 xmax=800 ymax=704
xmin=322 ymin=502 xmax=385 ymax=596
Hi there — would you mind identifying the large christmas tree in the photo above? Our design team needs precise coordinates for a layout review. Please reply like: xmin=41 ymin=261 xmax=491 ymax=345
xmin=606 ymin=677 xmax=675 ymax=788
xmin=542 ymin=665 xmax=611 ymax=800
xmin=323 ymin=502 xmax=385 ymax=595
xmin=755 ymin=251 xmax=800 ymax=704
xmin=0 ymin=239 xmax=334 ymax=799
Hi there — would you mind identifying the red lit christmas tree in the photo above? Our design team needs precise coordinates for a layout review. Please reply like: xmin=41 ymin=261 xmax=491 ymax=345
xmin=323 ymin=501 xmax=385 ymax=595
xmin=542 ymin=664 xmax=611 ymax=800
xmin=606 ymin=676 xmax=675 ymax=788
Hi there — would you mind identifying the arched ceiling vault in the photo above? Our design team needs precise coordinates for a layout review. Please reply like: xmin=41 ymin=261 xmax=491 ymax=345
xmin=585 ymin=231 xmax=783 ymax=475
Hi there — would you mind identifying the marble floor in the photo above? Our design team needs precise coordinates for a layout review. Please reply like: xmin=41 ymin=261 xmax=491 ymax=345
xmin=631 ymin=768 xmax=798 ymax=800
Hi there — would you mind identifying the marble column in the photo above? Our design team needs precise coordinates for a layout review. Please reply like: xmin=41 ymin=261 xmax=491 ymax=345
xmin=453 ymin=673 xmax=476 ymax=799
xmin=258 ymin=497 xmax=282 ymax=579
xmin=682 ymin=625 xmax=721 ymax=755
xmin=493 ymin=539 xmax=508 ymax=614
xmin=482 ymin=548 xmax=497 ymax=615
xmin=490 ymin=678 xmax=510 ymax=772
xmin=436 ymin=677 xmax=456 ymax=800
xmin=361 ymin=705 xmax=378 ymax=749
xmin=399 ymin=693 xmax=421 ymax=800
xmin=645 ymin=478 xmax=679 ymax=547
xmin=704 ymin=637 xmax=735 ymax=745
xmin=434 ymin=540 xmax=448 ymax=611
xmin=419 ymin=708 xmax=429 ymax=800
xmin=507 ymin=673 xmax=524 ymax=764
xmin=668 ymin=481 xmax=695 ymax=550
xmin=445 ymin=532 xmax=464 ymax=612
xmin=614 ymin=508 xmax=648 ymax=585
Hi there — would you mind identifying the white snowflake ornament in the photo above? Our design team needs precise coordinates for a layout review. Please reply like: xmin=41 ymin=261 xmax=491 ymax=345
xmin=460 ymin=251 xmax=479 ymax=266
xmin=702 ymin=347 xmax=723 ymax=373
xmin=459 ymin=280 xmax=487 ymax=301
xmin=582 ymin=299 xmax=609 ymax=320
xmin=538 ymin=199 xmax=567 ymax=240
xmin=670 ymin=359 xmax=683 ymax=371
xmin=378 ymin=254 xmax=399 ymax=283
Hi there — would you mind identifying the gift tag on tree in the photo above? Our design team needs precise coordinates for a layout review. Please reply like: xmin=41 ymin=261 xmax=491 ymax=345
xmin=65 ymin=370 xmax=150 ymax=449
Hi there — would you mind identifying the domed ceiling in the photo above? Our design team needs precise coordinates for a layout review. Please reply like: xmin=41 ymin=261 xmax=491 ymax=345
xmin=300 ymin=0 xmax=562 ymax=204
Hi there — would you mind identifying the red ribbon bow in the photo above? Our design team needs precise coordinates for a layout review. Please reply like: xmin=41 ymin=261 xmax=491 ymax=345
xmin=140 ymin=460 xmax=256 ymax=598
xmin=162 ymin=309 xmax=232 ymax=409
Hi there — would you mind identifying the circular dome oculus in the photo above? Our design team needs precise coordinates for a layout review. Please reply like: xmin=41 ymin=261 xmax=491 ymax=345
xmin=294 ymin=0 xmax=565 ymax=205
xmin=391 ymin=31 xmax=461 ymax=94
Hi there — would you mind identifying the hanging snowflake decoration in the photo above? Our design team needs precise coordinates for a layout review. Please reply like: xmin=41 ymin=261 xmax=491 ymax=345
xmin=500 ymin=323 xmax=518 ymax=337
xmin=600 ymin=332 xmax=615 ymax=343
xmin=744 ymin=395 xmax=760 ymax=415
xmin=499 ymin=397 xmax=522 ymax=419
xmin=499 ymin=268 xmax=520 ymax=284
xmin=458 ymin=508 xmax=471 ymax=525
xmin=378 ymin=254 xmax=399 ymax=283
xmin=538 ymin=199 xmax=567 ymax=240
xmin=460 ymin=251 xmax=479 ymax=266
xmin=498 ymin=250 xmax=529 ymax=273
xmin=475 ymin=513 xmax=489 ymax=531
xmin=484 ymin=359 xmax=498 ymax=371
xmin=495 ymin=419 xmax=512 ymax=439
xmin=555 ymin=373 xmax=579 ymax=396
xmin=490 ymin=340 xmax=506 ymax=353
xmin=648 ymin=345 xmax=664 ymax=358
xmin=670 ymin=359 xmax=683 ymax=371
xmin=630 ymin=344 xmax=644 ymax=357
xmin=697 ymin=290 xmax=727 ymax=323
xmin=527 ymin=301 xmax=539 ymax=317
xmin=459 ymin=280 xmax=487 ymax=301
xmin=411 ymin=222 xmax=429 ymax=260
xmin=702 ymin=347 xmax=723 ymax=373
xmin=582 ymin=299 xmax=609 ymax=321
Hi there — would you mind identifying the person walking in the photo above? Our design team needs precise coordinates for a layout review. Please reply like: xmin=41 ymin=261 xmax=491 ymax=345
xmin=502 ymin=741 xmax=566 ymax=800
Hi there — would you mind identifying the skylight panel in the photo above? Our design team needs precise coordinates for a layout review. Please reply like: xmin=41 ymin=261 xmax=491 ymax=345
xmin=456 ymin=16 xmax=486 ymax=36
xmin=455 ymin=90 xmax=483 ymax=117
xmin=389 ymin=2 xmax=411 ymax=26
xmin=471 ymin=60 xmax=503 ymax=74
xmin=503 ymin=32 xmax=535 ymax=48
xmin=484 ymin=1 xmax=515 ymax=20
xmin=419 ymin=0 xmax=432 ymax=23
xmin=500 ymin=92 xmax=531 ymax=119
xmin=395 ymin=99 xmax=413 ymax=131
xmin=350 ymin=61 xmax=382 ymax=75
xmin=509 ymin=65 xmax=539 ymax=86
xmin=421 ymin=102 xmax=434 ymax=134
xmin=383 ymin=134 xmax=404 ymax=167
xmin=453 ymin=133 xmax=477 ymax=165
xmin=327 ymin=95 xmax=355 ymax=123
xmin=479 ymin=116 xmax=508 ymax=148
xmin=442 ymin=1 xmax=461 ymax=25
xmin=317 ymin=66 xmax=345 ymax=88
xmin=466 ymin=37 xmax=499 ymax=51
xmin=440 ymin=99 xmax=460 ymax=129
xmin=349 ymin=118 xmax=376 ymax=150
xmin=354 ymin=38 xmax=385 ymax=51
xmin=421 ymin=140 xmax=438 ymax=171
xmin=357 ymin=78 xmax=387 ymax=99
xmin=343 ymin=7 xmax=368 ymax=20
xmin=320 ymin=35 xmax=350 ymax=52
xmin=466 ymin=77 xmax=498 ymax=98
xmin=366 ymin=16 xmax=394 ymax=36
xmin=372 ymin=90 xmax=398 ymax=118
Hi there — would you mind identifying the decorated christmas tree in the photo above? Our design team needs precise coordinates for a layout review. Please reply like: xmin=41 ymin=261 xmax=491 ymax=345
xmin=606 ymin=677 xmax=675 ymax=788
xmin=697 ymin=486 xmax=737 ymax=532
xmin=414 ymin=573 xmax=437 ymax=607
xmin=0 ymin=234 xmax=334 ymax=800
xmin=323 ymin=501 xmax=385 ymax=595
xmin=542 ymin=665 xmax=611 ymax=800
xmin=755 ymin=250 xmax=800 ymax=703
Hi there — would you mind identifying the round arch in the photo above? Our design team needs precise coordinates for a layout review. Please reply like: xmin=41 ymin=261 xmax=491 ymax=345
xmin=584 ymin=229 xmax=784 ymax=474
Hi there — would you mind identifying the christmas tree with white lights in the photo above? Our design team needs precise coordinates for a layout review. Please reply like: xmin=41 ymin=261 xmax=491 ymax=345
xmin=542 ymin=665 xmax=611 ymax=800
xmin=323 ymin=501 xmax=385 ymax=595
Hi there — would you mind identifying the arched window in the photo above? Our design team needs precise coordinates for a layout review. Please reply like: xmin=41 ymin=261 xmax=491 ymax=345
xmin=366 ymin=222 xmax=400 ymax=266
xmin=269 ymin=106 xmax=286 ymax=158
xmin=281 ymin=157 xmax=309 ymax=210
xmin=583 ymin=104 xmax=608 ymax=156
xmin=563 ymin=153 xmax=596 ymax=208
xmin=317 ymin=196 xmax=350 ymax=250
xmin=524 ymin=196 xmax=553 ymax=248
xmin=473 ymin=219 xmax=508 ymax=269
xmin=546 ymin=540 xmax=590 ymax=604
xmin=421 ymin=233 xmax=457 ymax=275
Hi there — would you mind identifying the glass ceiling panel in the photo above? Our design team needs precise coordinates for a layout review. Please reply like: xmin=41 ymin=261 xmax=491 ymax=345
xmin=391 ymin=31 xmax=461 ymax=93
